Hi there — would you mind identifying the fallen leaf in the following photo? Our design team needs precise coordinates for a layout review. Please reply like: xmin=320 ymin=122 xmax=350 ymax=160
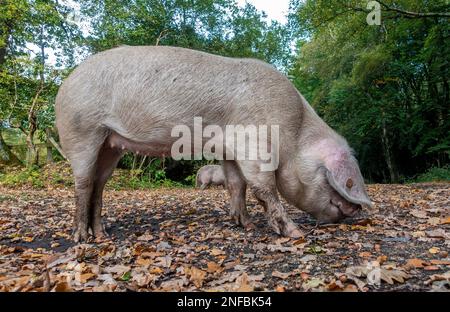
xmin=77 ymin=273 xmax=96 ymax=283
xmin=303 ymin=278 xmax=325 ymax=290
xmin=105 ymin=265 xmax=131 ymax=277
xmin=426 ymin=229 xmax=448 ymax=239
xmin=380 ymin=269 xmax=409 ymax=285
xmin=429 ymin=247 xmax=440 ymax=254
xmin=430 ymin=259 xmax=450 ymax=265
xmin=359 ymin=252 xmax=371 ymax=258
xmin=235 ymin=273 xmax=253 ymax=292
xmin=206 ymin=261 xmax=222 ymax=273
xmin=409 ymin=209 xmax=428 ymax=219
xmin=377 ymin=255 xmax=388 ymax=264
xmin=271 ymin=270 xmax=290 ymax=279
xmin=188 ymin=267 xmax=207 ymax=288
xmin=136 ymin=258 xmax=152 ymax=267
xmin=424 ymin=265 xmax=440 ymax=271
xmin=343 ymin=284 xmax=358 ymax=292
xmin=210 ymin=248 xmax=226 ymax=256
xmin=427 ymin=217 xmax=441 ymax=226
xmin=405 ymin=258 xmax=427 ymax=269
xmin=52 ymin=282 xmax=72 ymax=292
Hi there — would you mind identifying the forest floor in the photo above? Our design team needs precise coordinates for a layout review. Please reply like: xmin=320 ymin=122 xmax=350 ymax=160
xmin=0 ymin=183 xmax=449 ymax=292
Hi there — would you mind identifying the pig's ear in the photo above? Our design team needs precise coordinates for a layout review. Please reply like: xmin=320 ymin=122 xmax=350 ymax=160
xmin=324 ymin=154 xmax=373 ymax=208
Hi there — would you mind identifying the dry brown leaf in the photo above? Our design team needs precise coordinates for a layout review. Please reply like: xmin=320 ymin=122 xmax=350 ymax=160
xmin=52 ymin=282 xmax=72 ymax=292
xmin=136 ymin=258 xmax=152 ymax=267
xmin=235 ymin=273 xmax=253 ymax=292
xmin=430 ymin=259 xmax=450 ymax=265
xmin=380 ymin=269 xmax=409 ymax=284
xmin=343 ymin=284 xmax=358 ymax=292
xmin=426 ymin=229 xmax=448 ymax=239
xmin=359 ymin=252 xmax=371 ymax=258
xmin=405 ymin=258 xmax=428 ymax=269
xmin=210 ymin=248 xmax=226 ymax=256
xmin=271 ymin=270 xmax=291 ymax=279
xmin=149 ymin=267 xmax=164 ymax=275
xmin=424 ymin=265 xmax=440 ymax=271
xmin=188 ymin=267 xmax=207 ymax=288
xmin=377 ymin=255 xmax=388 ymax=264
xmin=76 ymin=273 xmax=95 ymax=283
xmin=206 ymin=261 xmax=222 ymax=273
xmin=409 ymin=209 xmax=428 ymax=219
xmin=429 ymin=247 xmax=440 ymax=254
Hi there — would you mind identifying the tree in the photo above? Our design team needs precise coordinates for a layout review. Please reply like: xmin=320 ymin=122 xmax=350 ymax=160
xmin=288 ymin=0 xmax=449 ymax=182
xmin=0 ymin=0 xmax=81 ymax=166
xmin=78 ymin=0 xmax=294 ymax=180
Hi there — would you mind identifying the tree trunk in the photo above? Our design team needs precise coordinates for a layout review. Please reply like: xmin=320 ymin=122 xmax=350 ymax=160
xmin=45 ymin=128 xmax=54 ymax=164
xmin=381 ymin=119 xmax=399 ymax=183
xmin=26 ymin=135 xmax=37 ymax=167
xmin=0 ymin=129 xmax=22 ymax=166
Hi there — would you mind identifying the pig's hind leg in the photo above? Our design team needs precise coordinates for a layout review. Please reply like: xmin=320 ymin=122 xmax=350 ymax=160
xmin=223 ymin=161 xmax=253 ymax=228
xmin=89 ymin=142 xmax=124 ymax=239
xmin=67 ymin=134 xmax=107 ymax=242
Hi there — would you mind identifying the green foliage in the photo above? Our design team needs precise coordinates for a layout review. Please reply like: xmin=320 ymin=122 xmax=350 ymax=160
xmin=0 ymin=163 xmax=187 ymax=190
xmin=80 ymin=0 xmax=293 ymax=69
xmin=289 ymin=0 xmax=450 ymax=182
xmin=184 ymin=173 xmax=197 ymax=186
xmin=0 ymin=166 xmax=44 ymax=188
xmin=1 ymin=0 xmax=448 ymax=185
xmin=415 ymin=166 xmax=450 ymax=183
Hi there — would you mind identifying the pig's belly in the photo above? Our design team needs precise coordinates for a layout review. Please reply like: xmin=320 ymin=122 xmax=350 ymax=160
xmin=106 ymin=131 xmax=174 ymax=157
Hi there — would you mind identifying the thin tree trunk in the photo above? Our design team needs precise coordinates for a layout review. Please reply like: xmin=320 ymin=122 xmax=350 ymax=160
xmin=26 ymin=25 xmax=45 ymax=167
xmin=48 ymin=136 xmax=67 ymax=160
xmin=46 ymin=128 xmax=53 ymax=164
xmin=381 ymin=118 xmax=399 ymax=183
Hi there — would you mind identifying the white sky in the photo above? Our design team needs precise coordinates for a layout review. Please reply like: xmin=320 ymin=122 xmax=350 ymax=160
xmin=237 ymin=0 xmax=291 ymax=24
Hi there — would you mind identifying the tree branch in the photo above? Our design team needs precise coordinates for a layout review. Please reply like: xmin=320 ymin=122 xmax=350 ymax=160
xmin=377 ymin=1 xmax=450 ymax=18
xmin=48 ymin=136 xmax=67 ymax=160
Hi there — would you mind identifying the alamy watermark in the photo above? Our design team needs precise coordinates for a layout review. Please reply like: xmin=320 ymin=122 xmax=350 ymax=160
xmin=170 ymin=117 xmax=279 ymax=172
xmin=367 ymin=1 xmax=381 ymax=25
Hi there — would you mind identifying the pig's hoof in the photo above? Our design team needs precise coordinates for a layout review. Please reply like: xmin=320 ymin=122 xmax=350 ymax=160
xmin=282 ymin=223 xmax=304 ymax=238
xmin=232 ymin=214 xmax=253 ymax=228
xmin=92 ymin=224 xmax=109 ymax=241
xmin=73 ymin=229 xmax=89 ymax=243
xmin=284 ymin=227 xmax=304 ymax=238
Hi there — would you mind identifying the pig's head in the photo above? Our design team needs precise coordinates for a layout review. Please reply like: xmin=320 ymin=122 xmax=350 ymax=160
xmin=296 ymin=138 xmax=372 ymax=223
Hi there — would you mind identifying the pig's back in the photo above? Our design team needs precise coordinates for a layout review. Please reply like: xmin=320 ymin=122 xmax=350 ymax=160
xmin=56 ymin=46 xmax=303 ymax=142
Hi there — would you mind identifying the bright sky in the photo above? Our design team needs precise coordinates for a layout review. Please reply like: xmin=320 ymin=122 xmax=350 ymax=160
xmin=237 ymin=0 xmax=291 ymax=24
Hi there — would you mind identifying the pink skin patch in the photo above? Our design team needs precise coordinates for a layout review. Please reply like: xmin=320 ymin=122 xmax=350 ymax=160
xmin=106 ymin=131 xmax=172 ymax=157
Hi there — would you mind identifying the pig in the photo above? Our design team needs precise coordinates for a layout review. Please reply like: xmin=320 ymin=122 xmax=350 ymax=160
xmin=196 ymin=165 xmax=226 ymax=190
xmin=55 ymin=46 xmax=372 ymax=242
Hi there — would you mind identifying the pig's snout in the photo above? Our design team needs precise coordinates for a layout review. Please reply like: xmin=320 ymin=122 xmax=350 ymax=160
xmin=330 ymin=199 xmax=361 ymax=218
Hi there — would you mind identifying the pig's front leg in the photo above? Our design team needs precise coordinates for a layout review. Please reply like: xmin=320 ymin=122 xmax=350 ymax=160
xmin=238 ymin=162 xmax=303 ymax=238
xmin=252 ymin=186 xmax=303 ymax=238
xmin=223 ymin=161 xmax=253 ymax=227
